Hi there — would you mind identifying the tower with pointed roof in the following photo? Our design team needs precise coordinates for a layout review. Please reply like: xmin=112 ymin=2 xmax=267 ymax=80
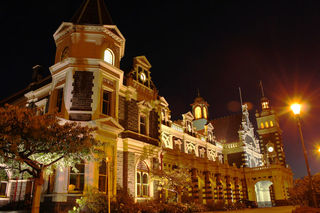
xmin=255 ymin=82 xmax=286 ymax=166
xmin=50 ymin=0 xmax=125 ymax=121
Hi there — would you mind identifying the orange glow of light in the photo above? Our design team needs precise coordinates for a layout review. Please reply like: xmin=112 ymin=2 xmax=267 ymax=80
xmin=290 ymin=103 xmax=301 ymax=115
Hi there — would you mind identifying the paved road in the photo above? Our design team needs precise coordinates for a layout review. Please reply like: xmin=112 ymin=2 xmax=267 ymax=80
xmin=207 ymin=206 xmax=296 ymax=213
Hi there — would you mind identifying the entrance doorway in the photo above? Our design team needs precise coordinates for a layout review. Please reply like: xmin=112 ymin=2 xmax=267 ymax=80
xmin=254 ymin=180 xmax=274 ymax=207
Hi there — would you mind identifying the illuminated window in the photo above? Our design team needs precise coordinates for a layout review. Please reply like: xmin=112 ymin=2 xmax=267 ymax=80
xmin=137 ymin=161 xmax=149 ymax=197
xmin=102 ymin=90 xmax=111 ymax=115
xmin=265 ymin=122 xmax=269 ymax=128
xmin=262 ymin=101 xmax=269 ymax=109
xmin=260 ymin=122 xmax=264 ymax=129
xmin=203 ymin=107 xmax=207 ymax=119
xmin=104 ymin=49 xmax=114 ymax=65
xmin=98 ymin=159 xmax=107 ymax=192
xmin=69 ymin=161 xmax=85 ymax=192
xmin=270 ymin=121 xmax=274 ymax=127
xmin=195 ymin=106 xmax=202 ymax=119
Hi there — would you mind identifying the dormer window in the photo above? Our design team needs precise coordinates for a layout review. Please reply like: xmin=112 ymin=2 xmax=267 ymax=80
xmin=195 ymin=106 xmax=202 ymax=119
xmin=104 ymin=49 xmax=114 ymax=65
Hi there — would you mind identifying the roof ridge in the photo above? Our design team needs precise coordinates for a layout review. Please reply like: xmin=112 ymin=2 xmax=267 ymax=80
xmin=71 ymin=0 xmax=114 ymax=25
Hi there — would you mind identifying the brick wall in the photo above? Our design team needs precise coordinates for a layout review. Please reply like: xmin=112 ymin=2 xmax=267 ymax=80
xmin=127 ymin=152 xmax=136 ymax=196
xmin=118 ymin=96 xmax=138 ymax=132
xmin=116 ymin=151 xmax=124 ymax=189
xmin=118 ymin=96 xmax=126 ymax=128
xmin=149 ymin=109 xmax=159 ymax=139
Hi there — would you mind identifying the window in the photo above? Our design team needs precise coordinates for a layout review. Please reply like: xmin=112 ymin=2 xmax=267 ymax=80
xmin=142 ymin=173 xmax=148 ymax=196
xmin=265 ymin=122 xmax=269 ymax=128
xmin=104 ymin=49 xmax=114 ymax=65
xmin=186 ymin=121 xmax=192 ymax=132
xmin=56 ymin=88 xmax=63 ymax=112
xmin=270 ymin=121 xmax=274 ymax=127
xmin=137 ymin=161 xmax=149 ymax=197
xmin=99 ymin=159 xmax=107 ymax=192
xmin=203 ymin=107 xmax=207 ymax=119
xmin=140 ymin=115 xmax=146 ymax=135
xmin=69 ymin=161 xmax=85 ymax=192
xmin=195 ymin=106 xmax=202 ymax=119
xmin=260 ymin=122 xmax=264 ymax=129
xmin=262 ymin=101 xmax=269 ymax=109
xmin=0 ymin=182 xmax=7 ymax=196
xmin=102 ymin=90 xmax=111 ymax=115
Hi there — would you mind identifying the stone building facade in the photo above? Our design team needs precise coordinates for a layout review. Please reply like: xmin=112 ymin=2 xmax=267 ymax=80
xmin=0 ymin=0 xmax=293 ymax=211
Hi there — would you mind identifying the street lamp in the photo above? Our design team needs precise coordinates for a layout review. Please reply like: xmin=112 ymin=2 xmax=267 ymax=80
xmin=290 ymin=103 xmax=318 ymax=208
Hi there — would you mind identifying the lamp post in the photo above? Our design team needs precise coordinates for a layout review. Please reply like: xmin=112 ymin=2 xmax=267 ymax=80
xmin=290 ymin=103 xmax=318 ymax=208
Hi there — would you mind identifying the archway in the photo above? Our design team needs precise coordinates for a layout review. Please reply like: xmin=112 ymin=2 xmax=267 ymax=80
xmin=254 ymin=180 xmax=274 ymax=207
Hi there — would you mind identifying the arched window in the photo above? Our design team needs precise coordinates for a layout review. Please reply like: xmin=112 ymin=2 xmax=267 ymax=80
xmin=203 ymin=107 xmax=207 ymax=119
xmin=260 ymin=122 xmax=264 ymax=129
xmin=265 ymin=122 xmax=269 ymax=128
xmin=104 ymin=49 xmax=114 ymax=65
xmin=195 ymin=106 xmax=202 ymax=119
xmin=270 ymin=121 xmax=274 ymax=127
xmin=136 ymin=161 xmax=149 ymax=197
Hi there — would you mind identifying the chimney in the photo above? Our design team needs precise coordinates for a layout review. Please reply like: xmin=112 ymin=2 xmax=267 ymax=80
xmin=32 ymin=65 xmax=44 ymax=83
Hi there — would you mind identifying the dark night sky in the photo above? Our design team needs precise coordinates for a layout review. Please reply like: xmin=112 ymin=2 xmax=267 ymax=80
xmin=1 ymin=0 xmax=320 ymax=178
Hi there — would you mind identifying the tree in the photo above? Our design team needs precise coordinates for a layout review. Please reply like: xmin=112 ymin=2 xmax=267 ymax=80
xmin=0 ymin=104 xmax=100 ymax=213
xmin=152 ymin=166 xmax=192 ymax=203
xmin=289 ymin=173 xmax=320 ymax=206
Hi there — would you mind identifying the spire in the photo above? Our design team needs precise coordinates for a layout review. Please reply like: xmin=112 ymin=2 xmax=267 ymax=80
xmin=71 ymin=0 xmax=114 ymax=25
xmin=197 ymin=88 xmax=200 ymax=97
xmin=259 ymin=81 xmax=270 ymax=110
xmin=259 ymin=80 xmax=265 ymax=97
xmin=239 ymin=87 xmax=243 ymax=107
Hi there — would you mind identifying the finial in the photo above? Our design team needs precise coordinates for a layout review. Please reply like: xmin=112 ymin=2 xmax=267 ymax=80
xmin=197 ymin=88 xmax=200 ymax=97
xmin=259 ymin=80 xmax=265 ymax=97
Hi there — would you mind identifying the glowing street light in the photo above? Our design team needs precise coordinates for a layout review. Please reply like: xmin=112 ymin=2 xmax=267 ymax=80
xmin=290 ymin=103 xmax=318 ymax=208
xmin=290 ymin=103 xmax=301 ymax=115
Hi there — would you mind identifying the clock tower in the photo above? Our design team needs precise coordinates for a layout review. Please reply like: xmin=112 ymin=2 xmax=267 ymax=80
xmin=255 ymin=82 xmax=286 ymax=166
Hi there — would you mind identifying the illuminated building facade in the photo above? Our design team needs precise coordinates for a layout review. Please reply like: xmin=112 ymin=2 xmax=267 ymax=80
xmin=255 ymin=91 xmax=286 ymax=166
xmin=0 ymin=0 xmax=293 ymax=211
